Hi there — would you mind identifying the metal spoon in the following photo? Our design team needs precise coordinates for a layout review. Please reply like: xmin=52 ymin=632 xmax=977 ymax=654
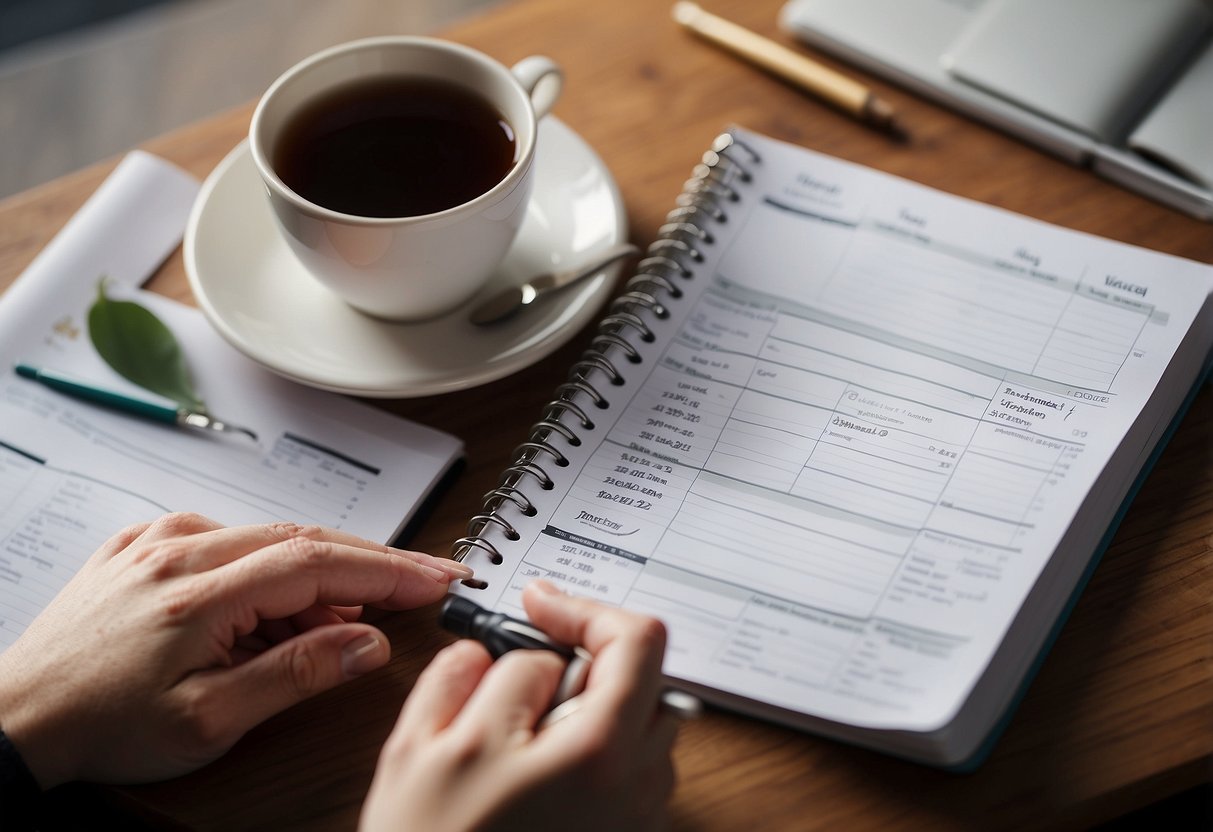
xmin=469 ymin=242 xmax=640 ymax=325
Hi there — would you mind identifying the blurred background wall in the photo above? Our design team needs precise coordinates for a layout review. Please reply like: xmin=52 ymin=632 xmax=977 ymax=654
xmin=0 ymin=0 xmax=500 ymax=198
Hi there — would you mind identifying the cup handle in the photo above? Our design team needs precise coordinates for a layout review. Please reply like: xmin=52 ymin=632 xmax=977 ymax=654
xmin=511 ymin=56 xmax=563 ymax=120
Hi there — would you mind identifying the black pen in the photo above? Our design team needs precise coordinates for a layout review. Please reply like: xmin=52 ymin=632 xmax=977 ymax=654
xmin=439 ymin=595 xmax=702 ymax=722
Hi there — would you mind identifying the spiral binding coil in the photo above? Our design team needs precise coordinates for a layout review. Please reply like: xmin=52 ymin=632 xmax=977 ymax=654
xmin=452 ymin=133 xmax=759 ymax=589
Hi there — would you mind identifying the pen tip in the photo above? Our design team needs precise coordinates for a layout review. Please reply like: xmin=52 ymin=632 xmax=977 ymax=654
xmin=863 ymin=97 xmax=908 ymax=142
xmin=439 ymin=595 xmax=483 ymax=636
xmin=885 ymin=119 xmax=911 ymax=144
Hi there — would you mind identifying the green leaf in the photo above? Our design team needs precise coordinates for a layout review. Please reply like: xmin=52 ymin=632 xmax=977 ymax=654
xmin=87 ymin=279 xmax=207 ymax=413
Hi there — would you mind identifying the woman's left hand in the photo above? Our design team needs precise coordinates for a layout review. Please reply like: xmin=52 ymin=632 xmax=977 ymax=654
xmin=0 ymin=512 xmax=470 ymax=788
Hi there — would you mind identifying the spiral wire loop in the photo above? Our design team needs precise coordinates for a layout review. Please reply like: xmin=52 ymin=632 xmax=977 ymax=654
xmin=514 ymin=439 xmax=570 ymax=468
xmin=530 ymin=418 xmax=581 ymax=446
xmin=542 ymin=397 xmax=596 ymax=429
xmin=467 ymin=512 xmax=521 ymax=541
xmin=499 ymin=460 xmax=555 ymax=491
xmin=626 ymin=272 xmax=683 ymax=300
xmin=649 ymin=238 xmax=704 ymax=262
xmin=571 ymin=353 xmax=625 ymax=387
xmin=657 ymin=222 xmax=714 ymax=244
xmin=554 ymin=379 xmax=610 ymax=408
xmin=638 ymin=254 xmax=693 ymax=278
xmin=591 ymin=332 xmax=644 ymax=363
xmin=612 ymin=290 xmax=669 ymax=319
xmin=452 ymin=132 xmax=759 ymax=587
xmin=482 ymin=486 xmax=537 ymax=516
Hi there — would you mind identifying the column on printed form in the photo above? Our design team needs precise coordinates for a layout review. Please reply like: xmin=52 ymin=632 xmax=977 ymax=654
xmin=863 ymin=267 xmax=1147 ymax=634
xmin=818 ymin=205 xmax=1079 ymax=379
xmin=579 ymin=287 xmax=962 ymax=623
xmin=605 ymin=291 xmax=981 ymax=714
xmin=0 ymin=450 xmax=161 ymax=649
xmin=509 ymin=298 xmax=751 ymax=608
xmin=260 ymin=434 xmax=374 ymax=528
xmin=1032 ymin=271 xmax=1155 ymax=390
xmin=878 ymin=378 xmax=1085 ymax=638
xmin=504 ymin=282 xmax=793 ymax=611
xmin=800 ymin=212 xmax=1110 ymax=634
xmin=659 ymin=303 xmax=900 ymax=618
xmin=718 ymin=310 xmax=992 ymax=617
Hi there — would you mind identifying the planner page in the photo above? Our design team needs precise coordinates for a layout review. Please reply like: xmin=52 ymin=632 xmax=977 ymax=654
xmin=462 ymin=129 xmax=1213 ymax=732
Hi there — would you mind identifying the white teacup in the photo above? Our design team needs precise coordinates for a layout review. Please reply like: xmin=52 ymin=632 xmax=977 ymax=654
xmin=249 ymin=37 xmax=562 ymax=321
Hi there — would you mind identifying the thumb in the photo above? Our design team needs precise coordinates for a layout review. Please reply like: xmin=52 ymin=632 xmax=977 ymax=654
xmin=195 ymin=623 xmax=390 ymax=738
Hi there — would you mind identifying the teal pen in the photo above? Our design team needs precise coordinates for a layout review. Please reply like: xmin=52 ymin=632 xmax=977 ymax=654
xmin=14 ymin=363 xmax=257 ymax=441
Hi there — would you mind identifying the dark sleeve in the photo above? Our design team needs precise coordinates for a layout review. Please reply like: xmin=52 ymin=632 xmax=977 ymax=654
xmin=0 ymin=727 xmax=42 ymax=830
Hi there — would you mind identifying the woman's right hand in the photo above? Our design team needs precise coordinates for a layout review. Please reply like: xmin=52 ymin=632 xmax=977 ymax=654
xmin=360 ymin=580 xmax=681 ymax=832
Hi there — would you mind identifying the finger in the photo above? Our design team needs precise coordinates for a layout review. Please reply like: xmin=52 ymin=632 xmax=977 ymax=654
xmin=259 ymin=525 xmax=476 ymax=581
xmin=330 ymin=605 xmax=364 ymax=623
xmin=390 ymin=640 xmax=492 ymax=742
xmin=290 ymin=604 xmax=347 ymax=634
xmin=250 ymin=604 xmax=348 ymax=645
xmin=204 ymin=537 xmax=457 ymax=620
xmin=123 ymin=512 xmax=224 ymax=552
xmin=523 ymin=581 xmax=667 ymax=743
xmin=231 ymin=634 xmax=272 ymax=665
xmin=230 ymin=646 xmax=259 ymax=665
xmin=626 ymin=713 xmax=679 ymax=831
xmin=253 ymin=618 xmax=299 ymax=645
xmin=90 ymin=521 xmax=154 ymax=563
xmin=451 ymin=649 xmax=565 ymax=749
xmin=234 ymin=633 xmax=271 ymax=653
xmin=113 ymin=513 xmax=227 ymax=574
xmin=135 ymin=522 xmax=344 ymax=574
xmin=139 ymin=521 xmax=476 ymax=580
xmin=379 ymin=547 xmax=475 ymax=582
xmin=638 ymin=755 xmax=677 ymax=827
xmin=259 ymin=526 xmax=473 ymax=580
xmin=183 ymin=623 xmax=390 ymax=738
xmin=646 ymin=710 xmax=683 ymax=759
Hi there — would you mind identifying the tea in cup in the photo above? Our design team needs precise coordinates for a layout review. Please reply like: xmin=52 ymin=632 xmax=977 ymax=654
xmin=249 ymin=37 xmax=562 ymax=321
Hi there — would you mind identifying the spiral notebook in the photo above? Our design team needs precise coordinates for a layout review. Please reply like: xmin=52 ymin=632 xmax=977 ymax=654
xmin=450 ymin=128 xmax=1213 ymax=767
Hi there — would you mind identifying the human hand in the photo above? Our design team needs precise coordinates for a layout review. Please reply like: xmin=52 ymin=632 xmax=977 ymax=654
xmin=0 ymin=512 xmax=471 ymax=788
xmin=360 ymin=580 xmax=680 ymax=832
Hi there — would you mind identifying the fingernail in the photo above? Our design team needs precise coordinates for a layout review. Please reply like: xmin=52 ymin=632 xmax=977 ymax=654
xmin=389 ymin=548 xmax=468 ymax=581
xmin=530 ymin=579 xmax=561 ymax=596
xmin=416 ymin=562 xmax=448 ymax=582
xmin=410 ymin=551 xmax=473 ymax=579
xmin=441 ymin=560 xmax=475 ymax=579
xmin=341 ymin=634 xmax=384 ymax=678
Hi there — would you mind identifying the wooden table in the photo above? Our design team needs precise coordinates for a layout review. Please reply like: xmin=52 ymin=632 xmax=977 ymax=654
xmin=3 ymin=1 xmax=1210 ymax=829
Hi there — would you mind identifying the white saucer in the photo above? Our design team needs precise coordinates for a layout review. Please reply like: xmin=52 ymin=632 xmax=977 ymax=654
xmin=184 ymin=118 xmax=626 ymax=397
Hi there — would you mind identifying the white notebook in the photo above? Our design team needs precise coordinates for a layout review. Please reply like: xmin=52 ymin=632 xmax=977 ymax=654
xmin=450 ymin=128 xmax=1213 ymax=767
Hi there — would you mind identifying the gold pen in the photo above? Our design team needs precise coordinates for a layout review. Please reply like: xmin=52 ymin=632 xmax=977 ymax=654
xmin=672 ymin=2 xmax=901 ymax=134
